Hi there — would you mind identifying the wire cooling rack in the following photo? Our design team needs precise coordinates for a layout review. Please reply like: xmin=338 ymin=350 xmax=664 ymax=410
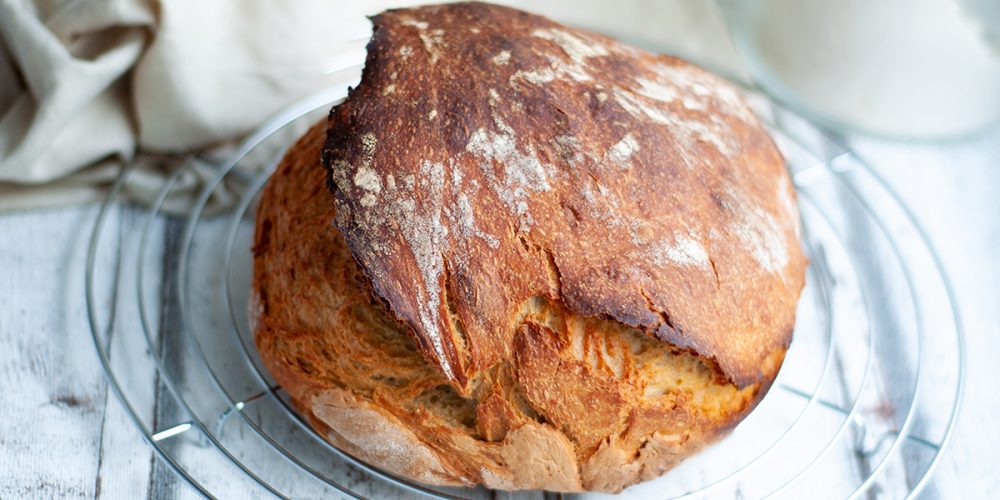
xmin=84 ymin=80 xmax=965 ymax=498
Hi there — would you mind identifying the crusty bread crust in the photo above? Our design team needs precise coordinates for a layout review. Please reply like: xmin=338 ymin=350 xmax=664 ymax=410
xmin=253 ymin=3 xmax=805 ymax=493
xmin=322 ymin=2 xmax=804 ymax=389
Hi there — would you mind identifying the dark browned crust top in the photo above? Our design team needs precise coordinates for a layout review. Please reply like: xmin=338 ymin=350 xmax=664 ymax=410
xmin=322 ymin=2 xmax=806 ymax=388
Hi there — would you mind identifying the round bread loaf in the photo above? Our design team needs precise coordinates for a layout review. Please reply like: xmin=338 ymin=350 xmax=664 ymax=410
xmin=252 ymin=2 xmax=806 ymax=493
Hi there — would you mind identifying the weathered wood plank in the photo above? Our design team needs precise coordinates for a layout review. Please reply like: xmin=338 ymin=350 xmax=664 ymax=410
xmin=0 ymin=206 xmax=112 ymax=498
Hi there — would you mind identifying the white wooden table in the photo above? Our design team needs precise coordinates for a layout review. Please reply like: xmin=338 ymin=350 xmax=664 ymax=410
xmin=1 ymin=127 xmax=998 ymax=498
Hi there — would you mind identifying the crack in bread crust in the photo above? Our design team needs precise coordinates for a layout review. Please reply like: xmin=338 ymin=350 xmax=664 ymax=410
xmin=253 ymin=121 xmax=787 ymax=492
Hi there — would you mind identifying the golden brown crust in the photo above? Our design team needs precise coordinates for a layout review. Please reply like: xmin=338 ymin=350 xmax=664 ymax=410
xmin=322 ymin=2 xmax=805 ymax=388
xmin=253 ymin=3 xmax=806 ymax=492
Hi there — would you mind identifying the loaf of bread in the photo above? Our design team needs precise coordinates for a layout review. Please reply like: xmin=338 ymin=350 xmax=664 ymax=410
xmin=252 ymin=2 xmax=805 ymax=493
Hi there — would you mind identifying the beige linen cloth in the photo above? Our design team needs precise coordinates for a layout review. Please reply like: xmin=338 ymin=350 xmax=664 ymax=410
xmin=0 ymin=0 xmax=740 ymax=211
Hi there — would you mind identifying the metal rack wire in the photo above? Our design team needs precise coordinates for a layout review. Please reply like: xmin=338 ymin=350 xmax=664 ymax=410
xmin=85 ymin=83 xmax=965 ymax=498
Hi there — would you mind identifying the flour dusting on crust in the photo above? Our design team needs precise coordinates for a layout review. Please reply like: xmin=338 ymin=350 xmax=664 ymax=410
xmin=466 ymin=122 xmax=552 ymax=230
xmin=723 ymin=186 xmax=790 ymax=274
xmin=651 ymin=232 xmax=711 ymax=269
xmin=606 ymin=133 xmax=639 ymax=167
